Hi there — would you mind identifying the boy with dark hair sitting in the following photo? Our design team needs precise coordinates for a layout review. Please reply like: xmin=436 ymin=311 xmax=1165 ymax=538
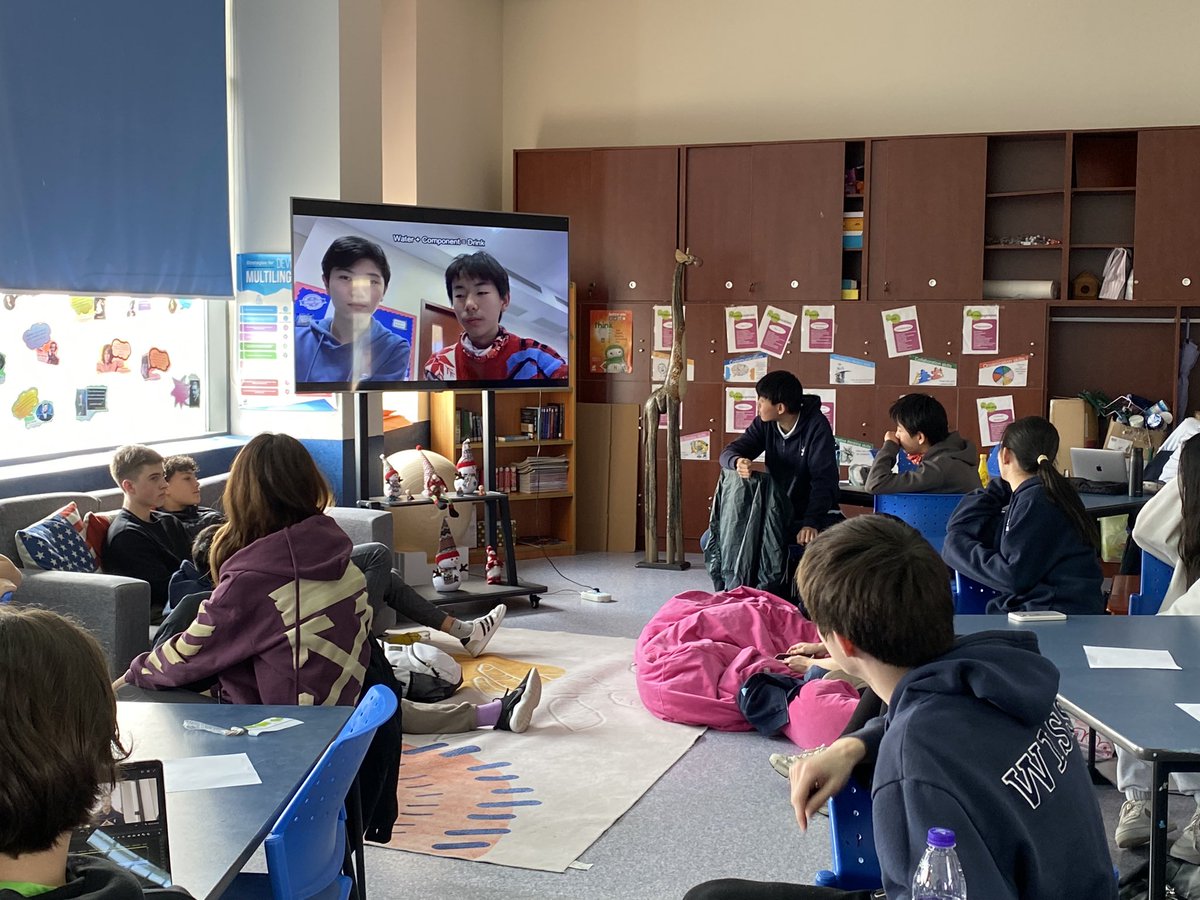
xmin=719 ymin=370 xmax=840 ymax=547
xmin=158 ymin=455 xmax=225 ymax=538
xmin=103 ymin=445 xmax=191 ymax=623
xmin=686 ymin=515 xmax=1115 ymax=900
xmin=0 ymin=605 xmax=184 ymax=897
xmin=865 ymin=393 xmax=981 ymax=495
xmin=423 ymin=251 xmax=568 ymax=382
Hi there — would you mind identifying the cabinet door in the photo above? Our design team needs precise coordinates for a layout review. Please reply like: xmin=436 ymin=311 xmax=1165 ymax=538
xmin=594 ymin=148 xmax=680 ymax=304
xmin=1135 ymin=128 xmax=1200 ymax=300
xmin=751 ymin=142 xmax=846 ymax=302
xmin=514 ymin=150 xmax=602 ymax=300
xmin=868 ymin=136 xmax=987 ymax=301
xmin=684 ymin=146 xmax=755 ymax=301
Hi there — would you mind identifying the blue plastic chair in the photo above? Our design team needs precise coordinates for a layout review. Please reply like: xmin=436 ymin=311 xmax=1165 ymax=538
xmin=872 ymin=493 xmax=966 ymax=555
xmin=814 ymin=777 xmax=882 ymax=890
xmin=221 ymin=685 xmax=399 ymax=900
xmin=1129 ymin=549 xmax=1175 ymax=615
xmin=954 ymin=571 xmax=1000 ymax=614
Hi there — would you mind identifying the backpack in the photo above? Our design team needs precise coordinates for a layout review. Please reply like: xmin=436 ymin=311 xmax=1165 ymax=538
xmin=383 ymin=641 xmax=463 ymax=702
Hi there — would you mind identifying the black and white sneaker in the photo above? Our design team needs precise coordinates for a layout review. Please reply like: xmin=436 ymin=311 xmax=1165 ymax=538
xmin=462 ymin=604 xmax=506 ymax=657
xmin=495 ymin=668 xmax=542 ymax=733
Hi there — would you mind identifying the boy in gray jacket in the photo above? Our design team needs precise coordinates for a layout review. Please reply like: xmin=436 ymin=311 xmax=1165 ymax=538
xmin=866 ymin=394 xmax=982 ymax=495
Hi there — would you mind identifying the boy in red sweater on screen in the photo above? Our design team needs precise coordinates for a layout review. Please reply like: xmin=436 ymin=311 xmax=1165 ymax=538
xmin=423 ymin=251 xmax=568 ymax=382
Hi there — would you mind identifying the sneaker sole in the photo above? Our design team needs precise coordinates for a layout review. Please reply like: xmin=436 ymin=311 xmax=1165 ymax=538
xmin=466 ymin=604 xmax=507 ymax=657
xmin=508 ymin=669 xmax=542 ymax=733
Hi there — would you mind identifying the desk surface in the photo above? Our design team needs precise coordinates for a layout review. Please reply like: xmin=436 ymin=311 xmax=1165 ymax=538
xmin=955 ymin=615 xmax=1200 ymax=760
xmin=118 ymin=702 xmax=351 ymax=899
xmin=839 ymin=482 xmax=1151 ymax=518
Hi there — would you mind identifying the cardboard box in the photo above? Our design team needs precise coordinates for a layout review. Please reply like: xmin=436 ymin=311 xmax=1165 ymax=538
xmin=1104 ymin=420 xmax=1167 ymax=457
xmin=1049 ymin=398 xmax=1099 ymax=466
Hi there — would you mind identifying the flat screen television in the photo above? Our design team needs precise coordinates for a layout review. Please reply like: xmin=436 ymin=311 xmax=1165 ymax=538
xmin=291 ymin=198 xmax=570 ymax=392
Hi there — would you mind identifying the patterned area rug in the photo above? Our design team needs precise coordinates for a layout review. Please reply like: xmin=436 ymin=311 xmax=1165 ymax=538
xmin=378 ymin=627 xmax=704 ymax=872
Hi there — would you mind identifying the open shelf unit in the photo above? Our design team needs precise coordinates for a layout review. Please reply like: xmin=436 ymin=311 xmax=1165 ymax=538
xmin=841 ymin=141 xmax=866 ymax=299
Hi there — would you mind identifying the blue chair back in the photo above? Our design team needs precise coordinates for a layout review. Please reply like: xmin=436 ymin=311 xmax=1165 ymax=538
xmin=988 ymin=443 xmax=1001 ymax=478
xmin=872 ymin=493 xmax=965 ymax=555
xmin=1129 ymin=550 xmax=1174 ymax=615
xmin=260 ymin=685 xmax=399 ymax=900
xmin=814 ymin=777 xmax=882 ymax=890
xmin=954 ymin=570 xmax=1000 ymax=614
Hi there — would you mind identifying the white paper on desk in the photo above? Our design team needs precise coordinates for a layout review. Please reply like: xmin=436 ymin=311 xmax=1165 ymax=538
xmin=163 ymin=753 xmax=262 ymax=793
xmin=1176 ymin=703 xmax=1200 ymax=724
xmin=1083 ymin=645 xmax=1182 ymax=670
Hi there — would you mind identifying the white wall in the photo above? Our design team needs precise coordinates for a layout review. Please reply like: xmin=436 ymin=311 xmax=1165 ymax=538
xmin=500 ymin=0 xmax=1200 ymax=204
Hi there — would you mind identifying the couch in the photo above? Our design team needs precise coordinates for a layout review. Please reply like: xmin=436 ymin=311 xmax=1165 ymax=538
xmin=0 ymin=474 xmax=393 ymax=677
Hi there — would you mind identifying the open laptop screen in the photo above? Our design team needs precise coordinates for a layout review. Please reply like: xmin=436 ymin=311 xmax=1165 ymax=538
xmin=70 ymin=759 xmax=172 ymax=888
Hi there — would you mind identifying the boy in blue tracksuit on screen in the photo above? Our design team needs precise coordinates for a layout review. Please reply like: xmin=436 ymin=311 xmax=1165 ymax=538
xmin=686 ymin=514 xmax=1116 ymax=900
xmin=294 ymin=235 xmax=411 ymax=385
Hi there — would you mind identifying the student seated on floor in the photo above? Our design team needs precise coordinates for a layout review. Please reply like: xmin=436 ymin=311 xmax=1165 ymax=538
xmin=102 ymin=445 xmax=192 ymax=623
xmin=941 ymin=415 xmax=1105 ymax=615
xmin=0 ymin=606 xmax=186 ymax=898
xmin=718 ymin=371 xmax=840 ymax=549
xmin=685 ymin=515 xmax=1116 ymax=900
xmin=864 ymin=393 xmax=982 ymax=495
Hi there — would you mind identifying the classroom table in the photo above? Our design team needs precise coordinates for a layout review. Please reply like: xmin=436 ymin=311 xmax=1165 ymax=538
xmin=955 ymin=615 xmax=1200 ymax=900
xmin=117 ymin=701 xmax=352 ymax=899
xmin=838 ymin=481 xmax=1151 ymax=520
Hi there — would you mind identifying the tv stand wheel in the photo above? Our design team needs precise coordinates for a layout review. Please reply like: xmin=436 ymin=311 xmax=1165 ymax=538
xmin=529 ymin=594 xmax=541 ymax=609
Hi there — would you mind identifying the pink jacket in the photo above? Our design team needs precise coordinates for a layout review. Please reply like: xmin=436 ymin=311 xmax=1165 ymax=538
xmin=635 ymin=586 xmax=857 ymax=747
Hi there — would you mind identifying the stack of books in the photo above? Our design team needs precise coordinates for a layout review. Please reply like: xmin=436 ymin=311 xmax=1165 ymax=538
xmin=454 ymin=408 xmax=483 ymax=443
xmin=515 ymin=456 xmax=569 ymax=494
xmin=520 ymin=404 xmax=565 ymax=440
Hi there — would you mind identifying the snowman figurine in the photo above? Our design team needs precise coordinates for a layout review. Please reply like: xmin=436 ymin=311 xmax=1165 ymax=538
xmin=431 ymin=517 xmax=461 ymax=593
xmin=381 ymin=454 xmax=402 ymax=504
xmin=485 ymin=545 xmax=503 ymax=585
xmin=455 ymin=439 xmax=479 ymax=496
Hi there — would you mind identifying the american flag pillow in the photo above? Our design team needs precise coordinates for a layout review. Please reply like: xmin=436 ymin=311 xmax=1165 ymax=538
xmin=16 ymin=502 xmax=99 ymax=573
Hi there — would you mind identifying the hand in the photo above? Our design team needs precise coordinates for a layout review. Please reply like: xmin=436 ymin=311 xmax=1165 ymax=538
xmin=790 ymin=737 xmax=867 ymax=832
xmin=735 ymin=458 xmax=753 ymax=478
xmin=796 ymin=526 xmax=818 ymax=545
xmin=787 ymin=641 xmax=829 ymax=659
xmin=783 ymin=654 xmax=816 ymax=673
xmin=883 ymin=431 xmax=899 ymax=445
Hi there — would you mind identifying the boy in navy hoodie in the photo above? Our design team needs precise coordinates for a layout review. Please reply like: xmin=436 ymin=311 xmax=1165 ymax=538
xmin=686 ymin=515 xmax=1115 ymax=900
xmin=719 ymin=371 xmax=839 ymax=547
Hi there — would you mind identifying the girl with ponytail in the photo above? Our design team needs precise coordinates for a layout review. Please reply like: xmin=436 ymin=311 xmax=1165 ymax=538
xmin=943 ymin=415 xmax=1105 ymax=614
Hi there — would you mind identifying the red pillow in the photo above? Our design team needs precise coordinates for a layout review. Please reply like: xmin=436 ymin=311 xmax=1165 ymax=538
xmin=84 ymin=511 xmax=115 ymax=565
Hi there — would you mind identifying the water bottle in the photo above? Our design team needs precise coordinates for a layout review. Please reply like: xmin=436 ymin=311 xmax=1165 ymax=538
xmin=977 ymin=454 xmax=989 ymax=487
xmin=912 ymin=827 xmax=967 ymax=900
xmin=1128 ymin=447 xmax=1144 ymax=498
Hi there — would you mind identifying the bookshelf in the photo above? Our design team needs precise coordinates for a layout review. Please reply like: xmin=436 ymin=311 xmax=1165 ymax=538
xmin=428 ymin=289 xmax=576 ymax=563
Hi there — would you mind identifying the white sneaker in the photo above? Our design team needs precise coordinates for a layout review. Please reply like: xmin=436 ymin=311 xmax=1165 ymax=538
xmin=768 ymin=746 xmax=827 ymax=778
xmin=1115 ymin=798 xmax=1178 ymax=849
xmin=462 ymin=604 xmax=506 ymax=657
xmin=1170 ymin=807 xmax=1200 ymax=864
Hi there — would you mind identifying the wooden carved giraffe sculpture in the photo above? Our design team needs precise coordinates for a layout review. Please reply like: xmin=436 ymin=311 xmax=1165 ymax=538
xmin=642 ymin=248 xmax=700 ymax=567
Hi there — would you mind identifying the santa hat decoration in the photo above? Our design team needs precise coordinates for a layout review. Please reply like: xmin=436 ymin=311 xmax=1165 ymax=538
xmin=416 ymin=445 xmax=437 ymax=487
xmin=457 ymin=439 xmax=476 ymax=471
xmin=434 ymin=517 xmax=459 ymax=568
xmin=381 ymin=453 xmax=399 ymax=483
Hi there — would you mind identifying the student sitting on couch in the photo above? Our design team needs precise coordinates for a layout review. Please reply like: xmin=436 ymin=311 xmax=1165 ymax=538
xmin=157 ymin=455 xmax=225 ymax=539
xmin=865 ymin=393 xmax=982 ymax=495
xmin=102 ymin=445 xmax=191 ymax=623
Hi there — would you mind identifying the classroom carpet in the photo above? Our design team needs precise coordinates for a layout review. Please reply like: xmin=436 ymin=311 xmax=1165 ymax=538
xmin=378 ymin=627 xmax=705 ymax=872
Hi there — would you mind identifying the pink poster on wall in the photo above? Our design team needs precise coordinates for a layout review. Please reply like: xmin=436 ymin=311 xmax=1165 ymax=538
xmin=882 ymin=306 xmax=923 ymax=357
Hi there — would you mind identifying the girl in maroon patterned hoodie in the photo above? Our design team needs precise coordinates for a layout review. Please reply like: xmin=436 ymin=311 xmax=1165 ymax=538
xmin=116 ymin=434 xmax=372 ymax=706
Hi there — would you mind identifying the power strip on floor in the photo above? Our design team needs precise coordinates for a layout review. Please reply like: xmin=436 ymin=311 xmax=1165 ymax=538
xmin=581 ymin=590 xmax=614 ymax=603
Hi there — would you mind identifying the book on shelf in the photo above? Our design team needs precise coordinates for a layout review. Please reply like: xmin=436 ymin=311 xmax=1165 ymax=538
xmin=515 ymin=455 xmax=569 ymax=494
xmin=497 ymin=434 xmax=533 ymax=442
xmin=454 ymin=408 xmax=483 ymax=443
xmin=518 ymin=403 xmax=565 ymax=440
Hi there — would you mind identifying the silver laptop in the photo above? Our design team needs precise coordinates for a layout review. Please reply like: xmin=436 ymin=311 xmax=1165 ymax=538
xmin=1069 ymin=448 xmax=1129 ymax=483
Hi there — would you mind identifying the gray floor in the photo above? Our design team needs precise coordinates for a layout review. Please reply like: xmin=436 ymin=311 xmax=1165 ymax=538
xmin=364 ymin=551 xmax=1159 ymax=899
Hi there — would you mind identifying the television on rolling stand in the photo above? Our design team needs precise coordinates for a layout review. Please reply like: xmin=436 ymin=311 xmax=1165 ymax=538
xmin=291 ymin=198 xmax=570 ymax=394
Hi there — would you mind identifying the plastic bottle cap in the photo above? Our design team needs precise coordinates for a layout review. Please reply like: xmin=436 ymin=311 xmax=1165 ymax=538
xmin=926 ymin=827 xmax=956 ymax=848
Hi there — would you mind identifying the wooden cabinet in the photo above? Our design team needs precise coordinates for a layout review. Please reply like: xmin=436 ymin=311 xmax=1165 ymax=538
xmin=684 ymin=142 xmax=845 ymax=303
xmin=513 ymin=150 xmax=600 ymax=297
xmin=1135 ymin=128 xmax=1200 ymax=301
xmin=868 ymin=136 xmax=987 ymax=300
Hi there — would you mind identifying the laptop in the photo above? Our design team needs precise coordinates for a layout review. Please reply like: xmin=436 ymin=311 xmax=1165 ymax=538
xmin=70 ymin=759 xmax=173 ymax=889
xmin=1069 ymin=448 xmax=1129 ymax=484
